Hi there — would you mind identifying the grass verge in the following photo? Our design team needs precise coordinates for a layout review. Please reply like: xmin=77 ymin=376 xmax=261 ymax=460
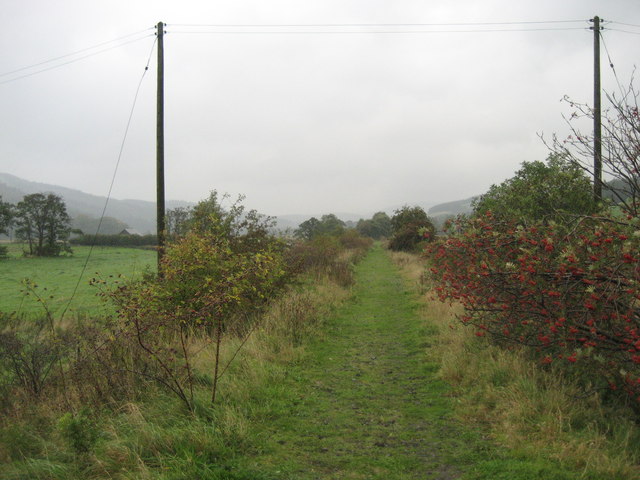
xmin=389 ymin=249 xmax=640 ymax=479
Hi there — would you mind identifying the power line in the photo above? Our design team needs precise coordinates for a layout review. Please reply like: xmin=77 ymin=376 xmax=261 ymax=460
xmin=0 ymin=18 xmax=601 ymax=85
xmin=0 ymin=27 xmax=154 ymax=78
xmin=0 ymin=31 xmax=154 ymax=85
xmin=606 ymin=28 xmax=640 ymax=36
xmin=168 ymin=19 xmax=589 ymax=35
xmin=608 ymin=21 xmax=640 ymax=28
xmin=169 ymin=27 xmax=588 ymax=35
xmin=171 ymin=19 xmax=586 ymax=27
xmin=59 ymin=36 xmax=157 ymax=320
xmin=600 ymin=32 xmax=626 ymax=98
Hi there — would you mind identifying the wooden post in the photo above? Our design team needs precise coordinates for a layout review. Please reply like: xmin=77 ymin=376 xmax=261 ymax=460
xmin=156 ymin=21 xmax=166 ymax=274
xmin=592 ymin=16 xmax=603 ymax=201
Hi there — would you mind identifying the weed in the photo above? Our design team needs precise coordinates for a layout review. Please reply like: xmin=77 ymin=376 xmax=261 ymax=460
xmin=57 ymin=408 xmax=99 ymax=454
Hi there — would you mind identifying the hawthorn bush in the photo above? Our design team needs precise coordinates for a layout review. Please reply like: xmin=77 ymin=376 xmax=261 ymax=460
xmin=428 ymin=212 xmax=640 ymax=402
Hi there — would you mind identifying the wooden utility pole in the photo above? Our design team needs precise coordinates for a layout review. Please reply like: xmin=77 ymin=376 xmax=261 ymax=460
xmin=591 ymin=16 xmax=603 ymax=201
xmin=156 ymin=21 xmax=166 ymax=274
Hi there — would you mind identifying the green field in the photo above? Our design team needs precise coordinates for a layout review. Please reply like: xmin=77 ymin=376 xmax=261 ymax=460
xmin=0 ymin=243 xmax=156 ymax=317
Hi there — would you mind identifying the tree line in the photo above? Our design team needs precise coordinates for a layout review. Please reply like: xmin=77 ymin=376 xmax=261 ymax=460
xmin=0 ymin=187 xmax=440 ymax=259
xmin=294 ymin=207 xmax=436 ymax=252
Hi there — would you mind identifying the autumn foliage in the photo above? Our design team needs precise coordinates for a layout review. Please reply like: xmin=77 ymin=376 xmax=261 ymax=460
xmin=428 ymin=212 xmax=640 ymax=401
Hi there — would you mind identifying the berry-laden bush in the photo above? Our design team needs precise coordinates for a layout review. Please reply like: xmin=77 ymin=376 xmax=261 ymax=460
xmin=428 ymin=212 xmax=640 ymax=402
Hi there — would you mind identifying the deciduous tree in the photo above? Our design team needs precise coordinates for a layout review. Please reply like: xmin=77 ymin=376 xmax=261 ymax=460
xmin=166 ymin=206 xmax=192 ymax=240
xmin=472 ymin=155 xmax=598 ymax=224
xmin=0 ymin=195 xmax=13 ymax=236
xmin=15 ymin=193 xmax=71 ymax=256
xmin=549 ymin=81 xmax=640 ymax=217
xmin=388 ymin=205 xmax=435 ymax=251
xmin=190 ymin=191 xmax=276 ymax=253
xmin=357 ymin=211 xmax=392 ymax=239
xmin=295 ymin=214 xmax=346 ymax=240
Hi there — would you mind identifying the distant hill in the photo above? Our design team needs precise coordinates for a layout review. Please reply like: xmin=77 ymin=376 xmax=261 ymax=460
xmin=428 ymin=196 xmax=476 ymax=217
xmin=427 ymin=196 xmax=477 ymax=228
xmin=1 ymin=172 xmax=483 ymax=235
xmin=0 ymin=174 xmax=367 ymax=235
xmin=0 ymin=173 xmax=192 ymax=234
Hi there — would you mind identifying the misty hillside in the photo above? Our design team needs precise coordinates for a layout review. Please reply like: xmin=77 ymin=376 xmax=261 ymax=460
xmin=1 ymin=172 xmax=482 ymax=234
xmin=428 ymin=196 xmax=476 ymax=220
xmin=0 ymin=173 xmax=192 ymax=234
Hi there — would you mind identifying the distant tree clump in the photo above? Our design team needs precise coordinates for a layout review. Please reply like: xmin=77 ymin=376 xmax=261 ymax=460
xmin=295 ymin=214 xmax=346 ymax=240
xmin=388 ymin=205 xmax=435 ymax=252
xmin=15 ymin=193 xmax=72 ymax=256
xmin=472 ymin=154 xmax=599 ymax=225
xmin=0 ymin=195 xmax=13 ymax=236
xmin=0 ymin=196 xmax=13 ymax=259
xmin=356 ymin=211 xmax=392 ymax=239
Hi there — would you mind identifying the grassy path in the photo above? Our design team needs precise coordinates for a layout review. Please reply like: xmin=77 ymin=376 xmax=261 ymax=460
xmin=238 ymin=245 xmax=479 ymax=479
xmin=236 ymin=244 xmax=591 ymax=480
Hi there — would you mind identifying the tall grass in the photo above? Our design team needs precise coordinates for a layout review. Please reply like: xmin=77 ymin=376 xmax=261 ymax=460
xmin=388 ymin=250 xmax=640 ymax=479
xmin=0 ymin=243 xmax=360 ymax=479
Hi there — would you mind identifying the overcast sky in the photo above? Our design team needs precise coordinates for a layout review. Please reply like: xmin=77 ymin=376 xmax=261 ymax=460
xmin=1 ymin=0 xmax=639 ymax=217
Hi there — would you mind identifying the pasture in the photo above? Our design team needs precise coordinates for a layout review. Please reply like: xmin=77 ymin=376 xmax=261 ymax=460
xmin=0 ymin=244 xmax=156 ymax=317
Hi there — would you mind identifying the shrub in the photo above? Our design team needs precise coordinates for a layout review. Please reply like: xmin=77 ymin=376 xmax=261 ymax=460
xmin=429 ymin=212 xmax=640 ymax=404
xmin=103 ymin=229 xmax=288 ymax=410
xmin=285 ymin=236 xmax=341 ymax=274
xmin=388 ymin=205 xmax=436 ymax=252
xmin=0 ymin=317 xmax=69 ymax=399
xmin=338 ymin=229 xmax=373 ymax=252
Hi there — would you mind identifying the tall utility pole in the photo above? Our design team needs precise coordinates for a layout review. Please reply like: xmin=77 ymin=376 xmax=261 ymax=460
xmin=156 ymin=21 xmax=166 ymax=274
xmin=591 ymin=16 xmax=603 ymax=201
